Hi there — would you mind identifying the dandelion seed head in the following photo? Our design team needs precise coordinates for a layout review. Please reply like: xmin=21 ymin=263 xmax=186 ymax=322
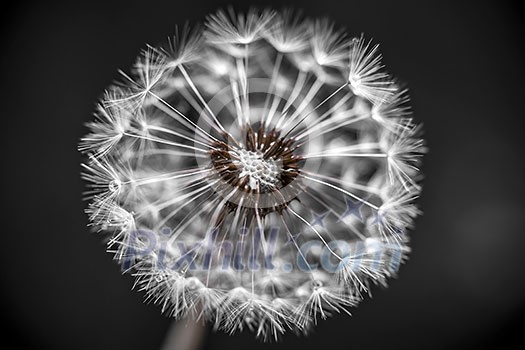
xmin=80 ymin=8 xmax=426 ymax=340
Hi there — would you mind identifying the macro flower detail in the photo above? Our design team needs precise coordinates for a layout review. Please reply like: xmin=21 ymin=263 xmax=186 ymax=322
xmin=80 ymin=8 xmax=426 ymax=340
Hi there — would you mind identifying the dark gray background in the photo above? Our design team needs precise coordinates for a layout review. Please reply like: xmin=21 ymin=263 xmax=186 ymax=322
xmin=2 ymin=0 xmax=524 ymax=349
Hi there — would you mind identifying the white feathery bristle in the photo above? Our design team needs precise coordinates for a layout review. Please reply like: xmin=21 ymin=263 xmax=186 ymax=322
xmin=348 ymin=35 xmax=395 ymax=103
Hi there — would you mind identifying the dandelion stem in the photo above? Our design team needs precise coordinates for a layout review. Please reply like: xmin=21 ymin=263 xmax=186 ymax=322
xmin=161 ymin=317 xmax=207 ymax=350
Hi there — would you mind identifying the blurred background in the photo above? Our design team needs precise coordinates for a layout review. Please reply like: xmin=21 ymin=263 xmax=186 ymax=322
xmin=1 ymin=0 xmax=523 ymax=349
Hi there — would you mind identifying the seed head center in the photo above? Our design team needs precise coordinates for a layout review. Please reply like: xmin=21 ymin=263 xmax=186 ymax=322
xmin=234 ymin=149 xmax=280 ymax=190
xmin=210 ymin=125 xmax=303 ymax=199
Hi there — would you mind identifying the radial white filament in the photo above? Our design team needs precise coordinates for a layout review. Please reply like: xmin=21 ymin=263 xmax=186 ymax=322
xmin=80 ymin=7 xmax=426 ymax=341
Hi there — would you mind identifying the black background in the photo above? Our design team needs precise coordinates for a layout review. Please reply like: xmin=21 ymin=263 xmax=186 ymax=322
xmin=2 ymin=0 xmax=524 ymax=349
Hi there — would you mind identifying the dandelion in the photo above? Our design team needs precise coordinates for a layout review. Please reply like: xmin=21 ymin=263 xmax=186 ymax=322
xmin=80 ymin=8 xmax=426 ymax=340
